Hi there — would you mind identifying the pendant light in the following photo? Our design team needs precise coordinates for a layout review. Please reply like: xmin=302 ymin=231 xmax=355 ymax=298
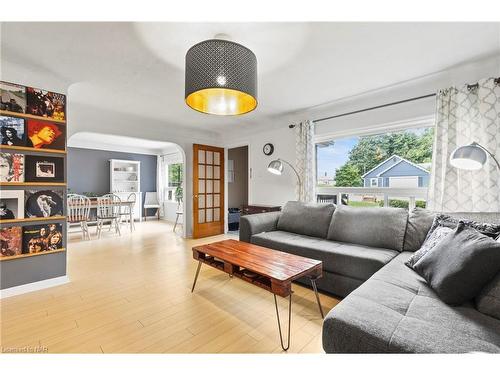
xmin=185 ymin=36 xmax=257 ymax=116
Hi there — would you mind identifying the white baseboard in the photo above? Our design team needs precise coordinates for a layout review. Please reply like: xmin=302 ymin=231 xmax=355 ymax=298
xmin=0 ymin=275 xmax=70 ymax=299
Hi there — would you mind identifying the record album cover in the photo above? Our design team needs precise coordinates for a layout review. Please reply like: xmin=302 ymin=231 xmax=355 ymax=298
xmin=24 ymin=155 xmax=64 ymax=183
xmin=25 ymin=189 xmax=64 ymax=218
xmin=0 ymin=226 xmax=22 ymax=258
xmin=0 ymin=116 xmax=25 ymax=146
xmin=0 ymin=152 xmax=25 ymax=182
xmin=26 ymin=119 xmax=65 ymax=150
xmin=0 ymin=190 xmax=24 ymax=221
xmin=0 ymin=82 xmax=26 ymax=114
xmin=23 ymin=223 xmax=63 ymax=254
xmin=26 ymin=87 xmax=66 ymax=121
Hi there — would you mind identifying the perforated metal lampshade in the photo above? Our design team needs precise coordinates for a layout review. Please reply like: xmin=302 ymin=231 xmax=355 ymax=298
xmin=267 ymin=159 xmax=284 ymax=175
xmin=185 ymin=39 xmax=257 ymax=116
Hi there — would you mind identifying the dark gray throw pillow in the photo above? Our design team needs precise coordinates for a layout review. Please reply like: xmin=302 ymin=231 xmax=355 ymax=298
xmin=403 ymin=208 xmax=436 ymax=252
xmin=413 ymin=222 xmax=500 ymax=306
xmin=277 ymin=201 xmax=335 ymax=238
xmin=405 ymin=225 xmax=453 ymax=268
xmin=426 ymin=214 xmax=500 ymax=240
xmin=475 ymin=273 xmax=500 ymax=320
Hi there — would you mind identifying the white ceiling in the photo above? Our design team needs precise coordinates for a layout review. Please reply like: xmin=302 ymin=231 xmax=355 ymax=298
xmin=1 ymin=22 xmax=500 ymax=137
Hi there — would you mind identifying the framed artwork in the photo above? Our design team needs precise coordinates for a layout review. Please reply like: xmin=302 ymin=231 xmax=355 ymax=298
xmin=24 ymin=155 xmax=64 ymax=183
xmin=23 ymin=223 xmax=63 ymax=254
xmin=26 ymin=87 xmax=66 ymax=121
xmin=0 ymin=82 xmax=26 ymax=114
xmin=0 ymin=152 xmax=25 ymax=182
xmin=25 ymin=189 xmax=64 ymax=218
xmin=0 ymin=226 xmax=22 ymax=258
xmin=26 ymin=119 xmax=65 ymax=150
xmin=0 ymin=190 xmax=24 ymax=221
xmin=0 ymin=116 xmax=26 ymax=146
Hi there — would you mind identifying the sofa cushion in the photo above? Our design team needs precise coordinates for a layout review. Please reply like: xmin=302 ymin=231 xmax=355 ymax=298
xmin=277 ymin=201 xmax=335 ymax=238
xmin=327 ymin=205 xmax=408 ymax=252
xmin=476 ymin=273 xmax=500 ymax=320
xmin=323 ymin=252 xmax=500 ymax=353
xmin=413 ymin=223 xmax=500 ymax=305
xmin=427 ymin=213 xmax=500 ymax=239
xmin=405 ymin=225 xmax=453 ymax=268
xmin=403 ymin=208 xmax=435 ymax=252
xmin=251 ymin=230 xmax=398 ymax=281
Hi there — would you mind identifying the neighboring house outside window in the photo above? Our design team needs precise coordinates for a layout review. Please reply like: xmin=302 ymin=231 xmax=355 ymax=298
xmin=370 ymin=178 xmax=378 ymax=187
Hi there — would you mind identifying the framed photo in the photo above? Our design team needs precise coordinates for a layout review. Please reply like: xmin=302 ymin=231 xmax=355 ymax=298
xmin=0 ymin=226 xmax=22 ymax=258
xmin=23 ymin=223 xmax=63 ymax=254
xmin=0 ymin=116 xmax=26 ymax=146
xmin=0 ymin=190 xmax=24 ymax=221
xmin=25 ymin=189 xmax=63 ymax=218
xmin=26 ymin=87 xmax=66 ymax=121
xmin=0 ymin=82 xmax=26 ymax=114
xmin=26 ymin=119 xmax=65 ymax=150
xmin=0 ymin=152 xmax=25 ymax=182
xmin=24 ymin=155 xmax=64 ymax=183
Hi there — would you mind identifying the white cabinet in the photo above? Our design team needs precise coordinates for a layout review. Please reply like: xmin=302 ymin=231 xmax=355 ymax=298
xmin=110 ymin=159 xmax=142 ymax=221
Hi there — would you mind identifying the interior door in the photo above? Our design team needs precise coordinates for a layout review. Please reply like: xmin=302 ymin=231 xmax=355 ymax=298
xmin=193 ymin=144 xmax=225 ymax=238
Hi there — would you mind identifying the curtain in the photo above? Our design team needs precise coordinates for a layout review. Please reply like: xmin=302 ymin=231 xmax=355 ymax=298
xmin=428 ymin=77 xmax=500 ymax=212
xmin=156 ymin=155 xmax=168 ymax=217
xmin=295 ymin=120 xmax=316 ymax=202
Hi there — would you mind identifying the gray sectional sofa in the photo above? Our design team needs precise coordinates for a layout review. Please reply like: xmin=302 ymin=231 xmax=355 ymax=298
xmin=239 ymin=201 xmax=500 ymax=353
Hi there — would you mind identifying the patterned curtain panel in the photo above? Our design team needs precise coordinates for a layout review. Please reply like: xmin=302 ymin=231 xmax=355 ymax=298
xmin=295 ymin=120 xmax=316 ymax=202
xmin=428 ymin=77 xmax=500 ymax=212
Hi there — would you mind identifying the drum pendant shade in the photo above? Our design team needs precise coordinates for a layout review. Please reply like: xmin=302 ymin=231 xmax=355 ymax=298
xmin=185 ymin=39 xmax=257 ymax=116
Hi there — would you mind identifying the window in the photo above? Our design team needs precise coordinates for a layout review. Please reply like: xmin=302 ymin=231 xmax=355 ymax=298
xmin=316 ymin=126 xmax=434 ymax=209
xmin=167 ymin=163 xmax=183 ymax=202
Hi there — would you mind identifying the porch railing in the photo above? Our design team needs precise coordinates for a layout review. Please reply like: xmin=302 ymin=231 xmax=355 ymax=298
xmin=316 ymin=186 xmax=428 ymax=210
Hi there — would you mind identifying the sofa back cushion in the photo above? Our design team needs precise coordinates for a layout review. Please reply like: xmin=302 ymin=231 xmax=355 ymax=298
xmin=403 ymin=208 xmax=436 ymax=252
xmin=476 ymin=272 xmax=500 ymax=320
xmin=327 ymin=205 xmax=408 ymax=251
xmin=277 ymin=201 xmax=335 ymax=238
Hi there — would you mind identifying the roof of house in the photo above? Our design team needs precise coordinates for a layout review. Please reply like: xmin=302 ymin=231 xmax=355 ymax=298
xmin=362 ymin=155 xmax=430 ymax=178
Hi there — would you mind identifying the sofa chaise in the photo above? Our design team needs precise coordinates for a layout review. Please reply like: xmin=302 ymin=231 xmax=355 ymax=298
xmin=239 ymin=201 xmax=500 ymax=353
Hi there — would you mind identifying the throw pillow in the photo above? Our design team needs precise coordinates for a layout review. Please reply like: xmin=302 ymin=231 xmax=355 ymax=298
xmin=475 ymin=273 xmax=500 ymax=320
xmin=426 ymin=214 xmax=500 ymax=240
xmin=413 ymin=222 xmax=500 ymax=305
xmin=403 ymin=208 xmax=436 ymax=252
xmin=405 ymin=225 xmax=453 ymax=268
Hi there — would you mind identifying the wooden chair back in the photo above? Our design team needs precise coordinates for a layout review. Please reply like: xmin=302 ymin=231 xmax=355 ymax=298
xmin=67 ymin=194 xmax=91 ymax=223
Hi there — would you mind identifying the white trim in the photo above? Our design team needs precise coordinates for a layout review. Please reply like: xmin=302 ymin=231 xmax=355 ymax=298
xmin=377 ymin=156 xmax=430 ymax=177
xmin=370 ymin=178 xmax=378 ymax=187
xmin=0 ymin=275 xmax=69 ymax=299
xmin=317 ymin=186 xmax=428 ymax=200
xmin=314 ymin=115 xmax=435 ymax=143
xmin=362 ymin=155 xmax=401 ymax=178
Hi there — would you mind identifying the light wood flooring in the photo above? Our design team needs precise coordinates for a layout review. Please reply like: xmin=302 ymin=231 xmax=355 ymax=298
xmin=0 ymin=221 xmax=340 ymax=353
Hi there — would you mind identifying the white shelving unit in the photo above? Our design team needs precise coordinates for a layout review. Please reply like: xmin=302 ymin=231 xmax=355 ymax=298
xmin=109 ymin=159 xmax=142 ymax=221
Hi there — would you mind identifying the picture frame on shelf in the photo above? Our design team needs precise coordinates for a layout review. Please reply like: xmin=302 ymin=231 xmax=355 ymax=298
xmin=24 ymin=155 xmax=64 ymax=183
xmin=26 ymin=119 xmax=65 ymax=150
xmin=25 ymin=189 xmax=64 ymax=218
xmin=23 ymin=223 xmax=63 ymax=254
xmin=0 ymin=152 xmax=25 ymax=182
xmin=0 ymin=190 xmax=24 ymax=221
xmin=0 ymin=115 xmax=26 ymax=146
xmin=0 ymin=82 xmax=26 ymax=114
xmin=26 ymin=87 xmax=66 ymax=121
xmin=0 ymin=226 xmax=22 ymax=258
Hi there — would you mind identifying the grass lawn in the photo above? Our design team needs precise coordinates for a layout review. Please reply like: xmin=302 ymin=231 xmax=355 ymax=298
xmin=347 ymin=201 xmax=379 ymax=207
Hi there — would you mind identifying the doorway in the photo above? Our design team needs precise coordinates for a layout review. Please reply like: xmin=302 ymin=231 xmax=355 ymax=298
xmin=227 ymin=145 xmax=249 ymax=234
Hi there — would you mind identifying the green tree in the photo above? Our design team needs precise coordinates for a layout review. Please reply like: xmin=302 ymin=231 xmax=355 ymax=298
xmin=334 ymin=163 xmax=363 ymax=187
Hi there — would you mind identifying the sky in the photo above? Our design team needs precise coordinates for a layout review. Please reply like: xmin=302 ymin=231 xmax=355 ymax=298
xmin=317 ymin=137 xmax=358 ymax=178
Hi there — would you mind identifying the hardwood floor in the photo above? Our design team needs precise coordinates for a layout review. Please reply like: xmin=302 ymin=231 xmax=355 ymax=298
xmin=0 ymin=221 xmax=340 ymax=353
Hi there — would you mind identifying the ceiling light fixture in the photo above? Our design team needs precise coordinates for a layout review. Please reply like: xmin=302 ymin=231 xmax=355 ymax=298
xmin=185 ymin=36 xmax=257 ymax=116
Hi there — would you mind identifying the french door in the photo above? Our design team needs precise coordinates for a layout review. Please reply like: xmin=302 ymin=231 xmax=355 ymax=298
xmin=193 ymin=144 xmax=225 ymax=238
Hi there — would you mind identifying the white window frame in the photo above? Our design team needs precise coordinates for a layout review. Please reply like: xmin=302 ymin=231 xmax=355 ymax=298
xmin=370 ymin=178 xmax=378 ymax=187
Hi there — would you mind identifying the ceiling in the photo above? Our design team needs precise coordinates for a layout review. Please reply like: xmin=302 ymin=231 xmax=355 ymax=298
xmin=1 ymin=22 xmax=499 ymax=136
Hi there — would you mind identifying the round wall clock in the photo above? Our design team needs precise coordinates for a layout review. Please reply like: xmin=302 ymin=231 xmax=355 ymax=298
xmin=263 ymin=143 xmax=274 ymax=156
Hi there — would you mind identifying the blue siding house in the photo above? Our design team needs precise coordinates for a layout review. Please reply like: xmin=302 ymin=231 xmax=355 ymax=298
xmin=362 ymin=155 xmax=430 ymax=188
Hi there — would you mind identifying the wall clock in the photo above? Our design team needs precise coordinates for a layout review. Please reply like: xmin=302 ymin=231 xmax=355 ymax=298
xmin=263 ymin=143 xmax=274 ymax=156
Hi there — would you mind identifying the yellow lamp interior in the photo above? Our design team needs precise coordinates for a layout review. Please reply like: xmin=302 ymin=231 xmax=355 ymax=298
xmin=186 ymin=88 xmax=257 ymax=115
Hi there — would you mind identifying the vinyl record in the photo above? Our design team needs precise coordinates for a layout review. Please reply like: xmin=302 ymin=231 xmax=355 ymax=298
xmin=25 ymin=190 xmax=63 ymax=218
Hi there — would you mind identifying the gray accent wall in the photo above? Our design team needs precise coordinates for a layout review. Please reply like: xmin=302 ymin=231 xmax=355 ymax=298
xmin=67 ymin=147 xmax=157 ymax=213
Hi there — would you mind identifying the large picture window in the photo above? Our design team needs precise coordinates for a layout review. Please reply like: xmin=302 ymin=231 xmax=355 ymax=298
xmin=316 ymin=126 xmax=434 ymax=209
xmin=167 ymin=163 xmax=183 ymax=203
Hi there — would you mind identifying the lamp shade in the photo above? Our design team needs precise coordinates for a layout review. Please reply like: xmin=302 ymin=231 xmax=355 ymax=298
xmin=450 ymin=143 xmax=488 ymax=170
xmin=185 ymin=39 xmax=257 ymax=116
xmin=267 ymin=159 xmax=283 ymax=175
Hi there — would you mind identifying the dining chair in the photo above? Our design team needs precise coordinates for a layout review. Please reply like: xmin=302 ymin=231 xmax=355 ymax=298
xmin=96 ymin=194 xmax=121 ymax=239
xmin=119 ymin=192 xmax=136 ymax=231
xmin=173 ymin=201 xmax=183 ymax=232
xmin=67 ymin=194 xmax=91 ymax=240
xmin=143 ymin=192 xmax=160 ymax=221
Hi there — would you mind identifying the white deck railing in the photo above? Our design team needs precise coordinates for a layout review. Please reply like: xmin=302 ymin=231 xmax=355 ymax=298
xmin=316 ymin=186 xmax=428 ymax=210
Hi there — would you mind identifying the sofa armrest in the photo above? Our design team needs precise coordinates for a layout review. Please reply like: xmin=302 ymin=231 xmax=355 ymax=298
xmin=239 ymin=211 xmax=281 ymax=243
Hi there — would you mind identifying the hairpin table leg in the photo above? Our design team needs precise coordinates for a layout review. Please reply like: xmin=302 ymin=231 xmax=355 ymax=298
xmin=191 ymin=261 xmax=202 ymax=293
xmin=274 ymin=293 xmax=292 ymax=351
xmin=310 ymin=278 xmax=324 ymax=318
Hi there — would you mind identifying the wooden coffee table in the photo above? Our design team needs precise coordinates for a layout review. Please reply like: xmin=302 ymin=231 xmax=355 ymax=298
xmin=191 ymin=239 xmax=324 ymax=351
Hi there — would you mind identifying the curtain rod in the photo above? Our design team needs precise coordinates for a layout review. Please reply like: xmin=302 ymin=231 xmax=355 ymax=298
xmin=312 ymin=93 xmax=436 ymax=124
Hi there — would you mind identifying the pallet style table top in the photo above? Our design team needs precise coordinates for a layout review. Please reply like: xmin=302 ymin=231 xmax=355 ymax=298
xmin=192 ymin=239 xmax=322 ymax=285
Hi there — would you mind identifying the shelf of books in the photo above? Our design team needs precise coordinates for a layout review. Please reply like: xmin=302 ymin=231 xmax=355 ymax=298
xmin=1 ymin=80 xmax=67 ymax=262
